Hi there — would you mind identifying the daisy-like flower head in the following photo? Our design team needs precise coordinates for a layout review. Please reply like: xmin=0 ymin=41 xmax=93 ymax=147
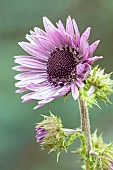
xmin=13 ymin=16 xmax=102 ymax=109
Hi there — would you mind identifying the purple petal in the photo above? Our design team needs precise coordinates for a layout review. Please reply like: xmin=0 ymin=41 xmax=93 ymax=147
xmin=45 ymin=27 xmax=66 ymax=48
xmin=52 ymin=85 xmax=71 ymax=97
xmin=18 ymin=42 xmax=49 ymax=59
xmin=21 ymin=92 xmax=36 ymax=102
xmin=66 ymin=16 xmax=74 ymax=37
xmin=13 ymin=65 xmax=42 ymax=72
xmin=43 ymin=17 xmax=65 ymax=47
xmin=34 ymin=98 xmax=54 ymax=109
xmin=80 ymin=36 xmax=90 ymax=56
xmin=86 ymin=56 xmax=103 ymax=64
xmin=25 ymin=34 xmax=39 ymax=47
xmin=62 ymin=33 xmax=74 ymax=47
xmin=14 ymin=55 xmax=47 ymax=63
xmin=15 ymin=77 xmax=46 ymax=88
xmin=14 ymin=72 xmax=47 ymax=80
xmin=16 ymin=87 xmax=28 ymax=93
xmin=36 ymin=36 xmax=55 ymax=51
xmin=15 ymin=58 xmax=47 ymax=69
xmin=89 ymin=40 xmax=100 ymax=56
xmin=81 ymin=27 xmax=91 ymax=42
xmin=37 ymin=130 xmax=46 ymax=136
xmin=34 ymin=27 xmax=47 ymax=36
xmin=56 ymin=20 xmax=65 ymax=32
xmin=36 ymin=126 xmax=47 ymax=143
xmin=79 ymin=35 xmax=87 ymax=55
xmin=21 ymin=92 xmax=35 ymax=103
xmin=36 ymin=137 xmax=44 ymax=143
xmin=21 ymin=85 xmax=58 ymax=101
xmin=76 ymin=63 xmax=85 ymax=75
xmin=79 ymin=27 xmax=91 ymax=55
xmin=77 ymin=63 xmax=91 ymax=80
xmin=13 ymin=66 xmax=47 ymax=73
xmin=13 ymin=65 xmax=29 ymax=72
xmin=71 ymin=82 xmax=79 ymax=100
xmin=57 ymin=20 xmax=74 ymax=47
xmin=26 ymin=82 xmax=49 ymax=91
xmin=72 ymin=19 xmax=80 ymax=46
xmin=33 ymin=88 xmax=58 ymax=100
xmin=81 ymin=64 xmax=91 ymax=80
xmin=43 ymin=16 xmax=55 ymax=32
xmin=33 ymin=85 xmax=71 ymax=109
xmin=82 ymin=42 xmax=90 ymax=61
xmin=30 ymin=30 xmax=36 ymax=35
xmin=76 ymin=63 xmax=91 ymax=81
xmin=76 ymin=78 xmax=84 ymax=88
xmin=26 ymin=34 xmax=55 ymax=52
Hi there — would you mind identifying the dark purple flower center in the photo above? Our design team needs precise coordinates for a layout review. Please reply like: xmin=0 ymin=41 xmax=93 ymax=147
xmin=47 ymin=47 xmax=81 ymax=87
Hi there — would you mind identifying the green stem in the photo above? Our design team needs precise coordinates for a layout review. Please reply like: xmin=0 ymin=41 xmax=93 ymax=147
xmin=62 ymin=128 xmax=82 ymax=134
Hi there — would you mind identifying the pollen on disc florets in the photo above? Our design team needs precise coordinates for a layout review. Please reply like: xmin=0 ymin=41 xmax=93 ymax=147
xmin=47 ymin=46 xmax=81 ymax=87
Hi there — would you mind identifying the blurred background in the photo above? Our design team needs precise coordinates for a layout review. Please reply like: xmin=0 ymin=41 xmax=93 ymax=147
xmin=0 ymin=0 xmax=113 ymax=169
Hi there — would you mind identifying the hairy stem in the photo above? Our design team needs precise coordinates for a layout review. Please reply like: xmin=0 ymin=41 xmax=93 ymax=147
xmin=78 ymin=98 xmax=93 ymax=170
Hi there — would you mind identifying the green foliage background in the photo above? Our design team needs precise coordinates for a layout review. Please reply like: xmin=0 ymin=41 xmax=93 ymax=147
xmin=0 ymin=0 xmax=113 ymax=169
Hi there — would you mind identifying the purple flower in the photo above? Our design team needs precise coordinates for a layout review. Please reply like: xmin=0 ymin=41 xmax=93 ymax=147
xmin=13 ymin=16 xmax=102 ymax=109
xmin=35 ymin=126 xmax=48 ymax=143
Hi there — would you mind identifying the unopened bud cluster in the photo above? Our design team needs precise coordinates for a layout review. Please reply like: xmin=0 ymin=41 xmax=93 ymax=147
xmin=80 ymin=66 xmax=113 ymax=107
xmin=35 ymin=113 xmax=69 ymax=160
xmin=78 ymin=130 xmax=113 ymax=170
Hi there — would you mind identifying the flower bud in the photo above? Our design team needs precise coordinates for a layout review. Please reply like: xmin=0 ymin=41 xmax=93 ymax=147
xmin=35 ymin=113 xmax=81 ymax=161
xmin=80 ymin=66 xmax=113 ymax=107
xmin=35 ymin=113 xmax=67 ymax=161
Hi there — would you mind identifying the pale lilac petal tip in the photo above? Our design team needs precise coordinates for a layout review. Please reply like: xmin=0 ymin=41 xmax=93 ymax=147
xmin=34 ymin=27 xmax=47 ymax=36
xmin=16 ymin=87 xmax=28 ymax=93
xmin=86 ymin=56 xmax=103 ymax=64
xmin=72 ymin=19 xmax=80 ymax=46
xmin=30 ymin=30 xmax=36 ymax=35
xmin=89 ymin=40 xmax=100 ymax=56
xmin=56 ymin=20 xmax=65 ymax=32
xmin=71 ymin=83 xmax=79 ymax=100
xmin=34 ymin=98 xmax=54 ymax=109
xmin=81 ymin=27 xmax=91 ymax=41
xmin=43 ymin=16 xmax=55 ymax=32
xmin=66 ymin=16 xmax=74 ymax=37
